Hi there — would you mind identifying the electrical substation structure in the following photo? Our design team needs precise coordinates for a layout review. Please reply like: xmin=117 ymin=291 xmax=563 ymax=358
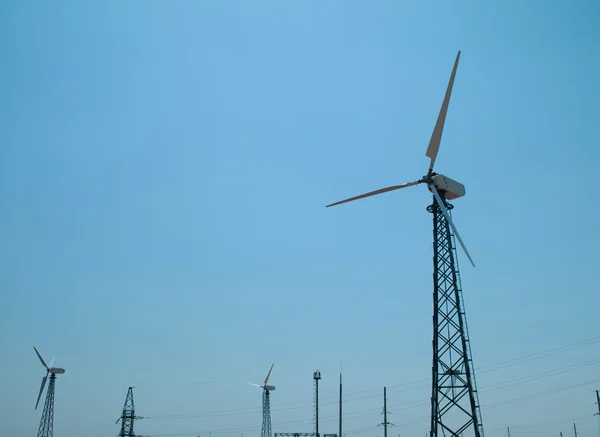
xmin=117 ymin=387 xmax=137 ymax=437
xmin=276 ymin=371 xmax=339 ymax=437
xmin=326 ymin=51 xmax=484 ymax=437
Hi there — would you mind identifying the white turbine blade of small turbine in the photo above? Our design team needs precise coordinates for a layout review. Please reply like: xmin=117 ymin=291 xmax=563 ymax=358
xmin=48 ymin=356 xmax=56 ymax=369
xmin=430 ymin=185 xmax=475 ymax=268
xmin=326 ymin=180 xmax=422 ymax=208
xmin=426 ymin=51 xmax=461 ymax=172
xmin=245 ymin=381 xmax=261 ymax=388
xmin=264 ymin=363 xmax=274 ymax=385
xmin=33 ymin=346 xmax=49 ymax=370
xmin=35 ymin=375 xmax=48 ymax=409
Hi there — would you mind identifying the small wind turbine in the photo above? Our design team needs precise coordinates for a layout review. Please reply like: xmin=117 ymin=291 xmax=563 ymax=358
xmin=246 ymin=363 xmax=275 ymax=437
xmin=34 ymin=346 xmax=65 ymax=437
xmin=326 ymin=50 xmax=474 ymax=268
xmin=326 ymin=51 xmax=485 ymax=437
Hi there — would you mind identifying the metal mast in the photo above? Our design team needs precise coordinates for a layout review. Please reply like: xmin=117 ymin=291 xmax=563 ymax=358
xmin=339 ymin=372 xmax=342 ymax=437
xmin=314 ymin=370 xmax=321 ymax=437
xmin=379 ymin=386 xmax=394 ymax=437
xmin=262 ymin=389 xmax=273 ymax=437
xmin=428 ymin=192 xmax=483 ymax=437
xmin=37 ymin=374 xmax=56 ymax=437
xmin=118 ymin=387 xmax=136 ymax=437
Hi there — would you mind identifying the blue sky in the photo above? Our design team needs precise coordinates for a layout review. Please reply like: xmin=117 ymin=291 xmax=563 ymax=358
xmin=1 ymin=1 xmax=599 ymax=437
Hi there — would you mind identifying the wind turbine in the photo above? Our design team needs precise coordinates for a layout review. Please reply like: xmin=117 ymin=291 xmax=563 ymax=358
xmin=246 ymin=363 xmax=276 ymax=437
xmin=33 ymin=346 xmax=65 ymax=437
xmin=326 ymin=51 xmax=485 ymax=437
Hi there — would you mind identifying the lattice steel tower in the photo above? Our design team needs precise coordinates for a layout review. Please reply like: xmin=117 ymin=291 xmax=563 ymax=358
xmin=117 ymin=387 xmax=136 ymax=437
xmin=37 ymin=374 xmax=56 ymax=437
xmin=427 ymin=194 xmax=483 ymax=437
xmin=262 ymin=388 xmax=273 ymax=437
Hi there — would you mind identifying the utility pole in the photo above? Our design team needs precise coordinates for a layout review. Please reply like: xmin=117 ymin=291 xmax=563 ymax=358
xmin=595 ymin=389 xmax=600 ymax=416
xmin=507 ymin=427 xmax=511 ymax=437
xmin=573 ymin=423 xmax=578 ymax=437
xmin=378 ymin=387 xmax=394 ymax=437
xmin=339 ymin=372 xmax=342 ymax=437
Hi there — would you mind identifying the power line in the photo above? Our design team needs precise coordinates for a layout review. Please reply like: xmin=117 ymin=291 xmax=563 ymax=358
xmin=144 ymin=354 xmax=600 ymax=422
xmin=141 ymin=378 xmax=600 ymax=437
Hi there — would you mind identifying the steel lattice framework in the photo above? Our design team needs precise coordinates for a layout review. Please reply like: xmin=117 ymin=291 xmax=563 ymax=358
xmin=118 ymin=387 xmax=136 ymax=437
xmin=262 ymin=389 xmax=273 ymax=437
xmin=37 ymin=374 xmax=56 ymax=437
xmin=428 ymin=193 xmax=484 ymax=437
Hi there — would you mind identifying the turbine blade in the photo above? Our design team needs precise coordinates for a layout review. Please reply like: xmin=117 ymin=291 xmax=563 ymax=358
xmin=426 ymin=51 xmax=461 ymax=171
xmin=35 ymin=375 xmax=48 ymax=409
xmin=33 ymin=347 xmax=49 ymax=370
xmin=48 ymin=356 xmax=56 ymax=369
xmin=245 ymin=381 xmax=261 ymax=388
xmin=326 ymin=180 xmax=421 ymax=208
xmin=430 ymin=185 xmax=475 ymax=267
xmin=264 ymin=363 xmax=274 ymax=385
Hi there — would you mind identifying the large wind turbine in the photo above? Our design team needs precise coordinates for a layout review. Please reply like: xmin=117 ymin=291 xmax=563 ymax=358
xmin=326 ymin=51 xmax=485 ymax=437
xmin=246 ymin=363 xmax=276 ymax=437
xmin=33 ymin=346 xmax=66 ymax=437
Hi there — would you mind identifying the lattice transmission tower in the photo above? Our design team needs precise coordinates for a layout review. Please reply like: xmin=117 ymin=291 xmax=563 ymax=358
xmin=117 ymin=387 xmax=140 ymax=437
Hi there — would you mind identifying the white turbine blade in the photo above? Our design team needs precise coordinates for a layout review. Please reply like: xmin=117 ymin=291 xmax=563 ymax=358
xmin=35 ymin=375 xmax=48 ymax=409
xmin=264 ymin=363 xmax=274 ymax=385
xmin=430 ymin=185 xmax=475 ymax=267
xmin=426 ymin=51 xmax=461 ymax=171
xmin=245 ymin=381 xmax=261 ymax=388
xmin=33 ymin=346 xmax=49 ymax=370
xmin=326 ymin=180 xmax=421 ymax=208
xmin=48 ymin=356 xmax=56 ymax=369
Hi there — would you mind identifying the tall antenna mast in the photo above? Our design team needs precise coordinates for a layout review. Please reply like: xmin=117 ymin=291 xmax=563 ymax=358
xmin=314 ymin=370 xmax=322 ymax=437
xmin=573 ymin=423 xmax=578 ymax=437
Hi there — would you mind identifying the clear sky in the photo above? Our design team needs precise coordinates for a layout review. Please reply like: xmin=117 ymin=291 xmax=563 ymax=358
xmin=1 ymin=1 xmax=599 ymax=437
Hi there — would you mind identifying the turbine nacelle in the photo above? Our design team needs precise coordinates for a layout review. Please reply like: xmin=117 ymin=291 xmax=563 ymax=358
xmin=50 ymin=368 xmax=65 ymax=375
xmin=263 ymin=384 xmax=276 ymax=391
xmin=426 ymin=173 xmax=465 ymax=200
